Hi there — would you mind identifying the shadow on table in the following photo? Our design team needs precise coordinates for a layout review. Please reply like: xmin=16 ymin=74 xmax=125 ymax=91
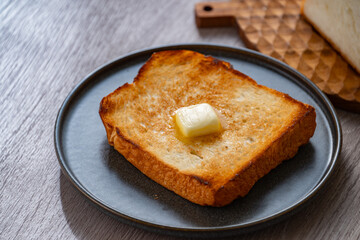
xmin=197 ymin=27 xmax=240 ymax=41
xmin=60 ymin=171 xmax=174 ymax=239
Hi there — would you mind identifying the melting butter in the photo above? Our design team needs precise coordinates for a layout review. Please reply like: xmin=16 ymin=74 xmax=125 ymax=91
xmin=175 ymin=103 xmax=222 ymax=138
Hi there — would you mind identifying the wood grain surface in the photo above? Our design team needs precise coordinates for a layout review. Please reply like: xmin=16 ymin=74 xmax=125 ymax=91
xmin=1 ymin=0 xmax=359 ymax=239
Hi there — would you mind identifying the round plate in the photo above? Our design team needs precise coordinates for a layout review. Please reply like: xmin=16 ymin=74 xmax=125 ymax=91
xmin=55 ymin=44 xmax=341 ymax=237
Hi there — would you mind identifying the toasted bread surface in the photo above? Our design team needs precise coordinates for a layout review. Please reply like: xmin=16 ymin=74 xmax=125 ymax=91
xmin=99 ymin=50 xmax=316 ymax=206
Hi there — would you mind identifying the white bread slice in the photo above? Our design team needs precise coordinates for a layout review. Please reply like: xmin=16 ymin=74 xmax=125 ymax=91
xmin=302 ymin=0 xmax=360 ymax=73
xmin=99 ymin=50 xmax=316 ymax=206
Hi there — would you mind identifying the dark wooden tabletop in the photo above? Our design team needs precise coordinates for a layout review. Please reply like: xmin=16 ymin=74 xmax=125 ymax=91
xmin=1 ymin=0 xmax=360 ymax=239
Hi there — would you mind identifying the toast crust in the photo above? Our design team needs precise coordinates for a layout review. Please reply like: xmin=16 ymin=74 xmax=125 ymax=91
xmin=99 ymin=50 xmax=316 ymax=206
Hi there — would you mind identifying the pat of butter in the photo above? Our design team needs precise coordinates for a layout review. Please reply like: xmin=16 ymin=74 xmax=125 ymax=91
xmin=175 ymin=103 xmax=221 ymax=138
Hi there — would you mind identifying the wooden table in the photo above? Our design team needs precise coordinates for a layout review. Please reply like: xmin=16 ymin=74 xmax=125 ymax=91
xmin=1 ymin=0 xmax=359 ymax=239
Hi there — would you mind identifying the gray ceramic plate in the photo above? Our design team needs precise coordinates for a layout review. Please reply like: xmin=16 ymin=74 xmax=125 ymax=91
xmin=55 ymin=44 xmax=341 ymax=237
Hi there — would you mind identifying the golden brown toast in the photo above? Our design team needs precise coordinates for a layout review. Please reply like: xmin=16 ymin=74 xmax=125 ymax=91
xmin=99 ymin=50 xmax=316 ymax=207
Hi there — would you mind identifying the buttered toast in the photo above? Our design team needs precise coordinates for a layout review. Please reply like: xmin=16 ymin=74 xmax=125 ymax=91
xmin=99 ymin=50 xmax=316 ymax=207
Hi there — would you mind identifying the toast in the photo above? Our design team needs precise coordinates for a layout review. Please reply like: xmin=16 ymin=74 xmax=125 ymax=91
xmin=99 ymin=50 xmax=316 ymax=207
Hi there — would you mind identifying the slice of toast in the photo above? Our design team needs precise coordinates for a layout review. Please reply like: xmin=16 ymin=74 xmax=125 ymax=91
xmin=99 ymin=50 xmax=316 ymax=207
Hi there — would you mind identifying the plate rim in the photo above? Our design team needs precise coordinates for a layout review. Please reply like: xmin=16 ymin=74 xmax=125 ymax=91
xmin=54 ymin=43 xmax=342 ymax=236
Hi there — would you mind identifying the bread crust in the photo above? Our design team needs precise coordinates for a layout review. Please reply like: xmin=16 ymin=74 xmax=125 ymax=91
xmin=99 ymin=50 xmax=316 ymax=206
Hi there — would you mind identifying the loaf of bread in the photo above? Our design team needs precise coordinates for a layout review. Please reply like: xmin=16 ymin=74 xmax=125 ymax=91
xmin=99 ymin=50 xmax=316 ymax=206
xmin=302 ymin=0 xmax=360 ymax=73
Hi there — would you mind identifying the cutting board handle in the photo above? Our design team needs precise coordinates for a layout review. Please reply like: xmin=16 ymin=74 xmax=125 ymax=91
xmin=195 ymin=2 xmax=257 ymax=49
xmin=195 ymin=2 xmax=239 ymax=28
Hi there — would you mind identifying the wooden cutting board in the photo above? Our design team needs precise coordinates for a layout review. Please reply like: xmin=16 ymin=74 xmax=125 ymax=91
xmin=195 ymin=0 xmax=360 ymax=113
